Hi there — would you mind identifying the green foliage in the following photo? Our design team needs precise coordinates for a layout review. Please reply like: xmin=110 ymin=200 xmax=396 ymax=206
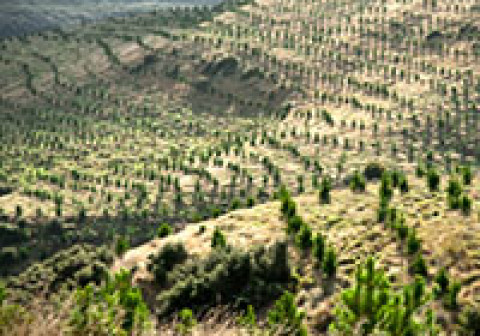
xmin=148 ymin=242 xmax=188 ymax=286
xmin=158 ymin=223 xmax=173 ymax=238
xmin=395 ymin=216 xmax=409 ymax=241
xmin=295 ymin=224 xmax=313 ymax=251
xmin=427 ymin=168 xmax=440 ymax=192
xmin=329 ymin=257 xmax=390 ymax=334
xmin=399 ymin=175 xmax=409 ymax=193
xmin=15 ymin=205 xmax=23 ymax=218
xmin=0 ymin=283 xmax=4 ymax=306
xmin=175 ymin=308 xmax=197 ymax=335
xmin=330 ymin=258 xmax=437 ymax=335
xmin=280 ymin=187 xmax=297 ymax=219
xmin=230 ymin=198 xmax=242 ymax=210
xmin=156 ymin=241 xmax=290 ymax=316
xmin=6 ymin=244 xmax=112 ymax=301
xmin=379 ymin=172 xmax=393 ymax=203
xmin=70 ymin=269 xmax=150 ymax=335
xmin=460 ymin=195 xmax=472 ymax=216
xmin=319 ymin=177 xmax=332 ymax=204
xmin=377 ymin=200 xmax=389 ymax=223
xmin=416 ymin=163 xmax=426 ymax=177
xmin=287 ymin=215 xmax=304 ymax=235
xmin=313 ymin=234 xmax=326 ymax=265
xmin=238 ymin=304 xmax=257 ymax=328
xmin=267 ymin=291 xmax=308 ymax=336
xmin=433 ymin=267 xmax=449 ymax=297
xmin=323 ymin=246 xmax=337 ymax=278
xmin=115 ymin=236 xmax=130 ymax=256
xmin=211 ymin=226 xmax=227 ymax=249
xmin=410 ymin=254 xmax=428 ymax=277
xmin=446 ymin=176 xmax=463 ymax=209
xmin=350 ymin=171 xmax=366 ymax=192
xmin=0 ymin=302 xmax=26 ymax=334
xmin=364 ymin=162 xmax=385 ymax=180
xmin=459 ymin=305 xmax=480 ymax=335
xmin=407 ymin=229 xmax=421 ymax=255
xmin=445 ymin=281 xmax=461 ymax=310
xmin=432 ymin=267 xmax=461 ymax=310
xmin=459 ymin=165 xmax=472 ymax=185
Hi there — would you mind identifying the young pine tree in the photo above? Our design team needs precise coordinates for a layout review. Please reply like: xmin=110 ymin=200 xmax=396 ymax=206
xmin=319 ymin=177 xmax=332 ymax=204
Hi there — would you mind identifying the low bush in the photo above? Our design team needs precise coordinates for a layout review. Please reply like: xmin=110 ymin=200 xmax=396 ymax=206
xmin=363 ymin=162 xmax=385 ymax=180
xmin=155 ymin=241 xmax=291 ymax=316
xmin=158 ymin=223 xmax=173 ymax=238
xmin=268 ymin=291 xmax=307 ymax=336
xmin=147 ymin=242 xmax=188 ymax=286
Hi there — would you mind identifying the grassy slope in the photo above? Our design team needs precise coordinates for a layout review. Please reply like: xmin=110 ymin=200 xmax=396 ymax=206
xmin=114 ymin=172 xmax=480 ymax=332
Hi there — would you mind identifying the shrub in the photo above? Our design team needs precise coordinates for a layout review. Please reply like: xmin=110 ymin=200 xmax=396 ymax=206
xmin=158 ymin=223 xmax=173 ymax=238
xmin=155 ymin=242 xmax=290 ymax=316
xmin=0 ymin=282 xmax=5 ymax=305
xmin=323 ymin=246 xmax=337 ymax=278
xmin=459 ymin=305 xmax=480 ymax=334
xmin=176 ymin=308 xmax=197 ymax=335
xmin=211 ymin=227 xmax=227 ymax=249
xmin=329 ymin=257 xmax=390 ymax=334
xmin=407 ymin=229 xmax=421 ymax=255
xmin=416 ymin=163 xmax=426 ymax=177
xmin=434 ymin=267 xmax=449 ymax=298
xmin=15 ymin=205 xmax=23 ymax=218
xmin=379 ymin=172 xmax=393 ymax=203
xmin=427 ymin=168 xmax=440 ymax=192
xmin=115 ymin=236 xmax=130 ymax=256
xmin=313 ymin=234 xmax=326 ymax=265
xmin=78 ymin=207 xmax=87 ymax=222
xmin=461 ymin=195 xmax=472 ymax=216
xmin=70 ymin=269 xmax=150 ymax=335
xmin=147 ymin=242 xmax=188 ymax=286
xmin=295 ymin=224 xmax=313 ymax=251
xmin=391 ymin=170 xmax=402 ymax=188
xmin=280 ymin=194 xmax=296 ymax=219
xmin=319 ymin=177 xmax=332 ymax=204
xmin=230 ymin=198 xmax=242 ymax=210
xmin=364 ymin=162 xmax=384 ymax=180
xmin=268 ymin=291 xmax=308 ymax=336
xmin=395 ymin=218 xmax=409 ymax=241
xmin=238 ymin=305 xmax=256 ymax=328
xmin=446 ymin=281 xmax=462 ymax=310
xmin=399 ymin=175 xmax=409 ymax=193
xmin=377 ymin=201 xmax=389 ymax=223
xmin=410 ymin=254 xmax=428 ymax=277
xmin=287 ymin=215 xmax=304 ymax=234
xmin=350 ymin=171 xmax=366 ymax=192
xmin=0 ymin=301 xmax=26 ymax=334
xmin=330 ymin=257 xmax=436 ymax=335
xmin=460 ymin=165 xmax=472 ymax=185
xmin=447 ymin=177 xmax=463 ymax=209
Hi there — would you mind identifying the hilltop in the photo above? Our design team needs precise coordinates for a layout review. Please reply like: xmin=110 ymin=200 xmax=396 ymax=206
xmin=0 ymin=0 xmax=222 ymax=38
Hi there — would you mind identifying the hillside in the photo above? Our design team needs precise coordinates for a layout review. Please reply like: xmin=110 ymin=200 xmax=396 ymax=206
xmin=0 ymin=0 xmax=221 ymax=38
xmin=110 ymin=175 xmax=480 ymax=333
xmin=0 ymin=0 xmax=479 ymax=334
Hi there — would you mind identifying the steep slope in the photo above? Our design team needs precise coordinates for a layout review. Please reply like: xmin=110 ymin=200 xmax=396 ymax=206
xmin=113 ymin=171 xmax=480 ymax=333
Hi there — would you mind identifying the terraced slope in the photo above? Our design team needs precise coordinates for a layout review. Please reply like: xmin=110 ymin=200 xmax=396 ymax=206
xmin=113 ymin=173 xmax=480 ymax=332
xmin=0 ymin=0 xmax=222 ymax=38
xmin=0 ymin=0 xmax=478 ymax=334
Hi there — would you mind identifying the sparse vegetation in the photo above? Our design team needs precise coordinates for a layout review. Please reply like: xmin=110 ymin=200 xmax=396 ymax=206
xmin=1 ymin=0 xmax=479 ymax=333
